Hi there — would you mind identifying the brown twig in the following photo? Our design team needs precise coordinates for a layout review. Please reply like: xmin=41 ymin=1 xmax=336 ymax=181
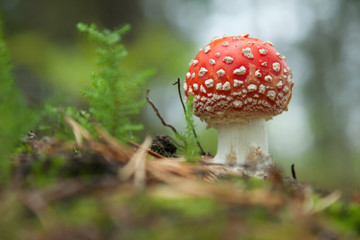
xmin=173 ymin=78 xmax=186 ymax=114
xmin=291 ymin=163 xmax=297 ymax=180
xmin=146 ymin=89 xmax=179 ymax=135
xmin=128 ymin=141 xmax=165 ymax=159
xmin=173 ymin=78 xmax=206 ymax=155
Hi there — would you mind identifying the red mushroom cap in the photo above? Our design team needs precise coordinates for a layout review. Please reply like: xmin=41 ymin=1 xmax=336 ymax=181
xmin=184 ymin=35 xmax=294 ymax=124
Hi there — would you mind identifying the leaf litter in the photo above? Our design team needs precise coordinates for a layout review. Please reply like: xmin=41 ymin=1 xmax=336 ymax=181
xmin=3 ymin=117 xmax=359 ymax=240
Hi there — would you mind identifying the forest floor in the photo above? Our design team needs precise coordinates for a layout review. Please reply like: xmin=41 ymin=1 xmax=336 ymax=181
xmin=1 ymin=118 xmax=359 ymax=240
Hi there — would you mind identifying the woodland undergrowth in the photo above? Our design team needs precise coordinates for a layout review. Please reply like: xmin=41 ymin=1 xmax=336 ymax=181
xmin=0 ymin=19 xmax=359 ymax=240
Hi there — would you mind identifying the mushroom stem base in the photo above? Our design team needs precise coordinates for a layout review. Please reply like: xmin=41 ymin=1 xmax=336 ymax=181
xmin=213 ymin=118 xmax=273 ymax=177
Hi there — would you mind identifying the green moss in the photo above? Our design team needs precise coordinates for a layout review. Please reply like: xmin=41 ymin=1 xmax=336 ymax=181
xmin=325 ymin=201 xmax=360 ymax=236
xmin=27 ymin=156 xmax=66 ymax=188
xmin=120 ymin=194 xmax=226 ymax=240
xmin=132 ymin=194 xmax=222 ymax=218
xmin=0 ymin=14 xmax=34 ymax=183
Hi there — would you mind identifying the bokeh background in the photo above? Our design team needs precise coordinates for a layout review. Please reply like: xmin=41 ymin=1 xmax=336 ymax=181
xmin=2 ymin=0 xmax=360 ymax=194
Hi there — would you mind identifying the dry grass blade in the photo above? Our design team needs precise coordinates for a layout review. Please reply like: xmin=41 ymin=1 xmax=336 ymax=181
xmin=119 ymin=137 xmax=152 ymax=189
xmin=128 ymin=141 xmax=165 ymax=159
xmin=65 ymin=116 xmax=134 ymax=163
xmin=147 ymin=161 xmax=284 ymax=207
xmin=95 ymin=126 xmax=134 ymax=162
xmin=203 ymin=165 xmax=245 ymax=178
xmin=306 ymin=190 xmax=342 ymax=214
xmin=201 ymin=169 xmax=218 ymax=183
xmin=65 ymin=116 xmax=92 ymax=147
xmin=147 ymin=158 xmax=199 ymax=179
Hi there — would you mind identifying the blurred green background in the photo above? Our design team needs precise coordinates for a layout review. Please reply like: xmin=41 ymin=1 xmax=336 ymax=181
xmin=1 ymin=0 xmax=360 ymax=194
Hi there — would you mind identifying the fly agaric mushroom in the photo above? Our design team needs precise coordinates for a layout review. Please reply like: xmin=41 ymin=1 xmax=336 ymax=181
xmin=184 ymin=35 xmax=293 ymax=176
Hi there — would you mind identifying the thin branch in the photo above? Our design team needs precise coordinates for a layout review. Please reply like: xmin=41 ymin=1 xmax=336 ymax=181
xmin=173 ymin=78 xmax=206 ymax=155
xmin=146 ymin=89 xmax=179 ymax=135
xmin=291 ymin=163 xmax=297 ymax=180
xmin=173 ymin=78 xmax=186 ymax=114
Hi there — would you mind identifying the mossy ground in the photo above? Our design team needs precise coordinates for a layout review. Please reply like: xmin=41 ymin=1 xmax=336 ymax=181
xmin=1 ymin=122 xmax=359 ymax=240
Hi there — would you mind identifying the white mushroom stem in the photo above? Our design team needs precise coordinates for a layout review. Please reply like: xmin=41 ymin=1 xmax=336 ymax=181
xmin=212 ymin=118 xmax=271 ymax=171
